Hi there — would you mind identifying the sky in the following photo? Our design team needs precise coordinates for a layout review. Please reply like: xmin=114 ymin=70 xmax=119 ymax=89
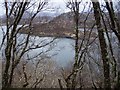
xmin=0 ymin=0 xmax=67 ymax=16
xmin=0 ymin=0 xmax=119 ymax=16
xmin=0 ymin=0 xmax=90 ymax=16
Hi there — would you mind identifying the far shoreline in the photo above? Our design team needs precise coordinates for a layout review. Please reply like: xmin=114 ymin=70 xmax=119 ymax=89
xmin=19 ymin=32 xmax=75 ymax=40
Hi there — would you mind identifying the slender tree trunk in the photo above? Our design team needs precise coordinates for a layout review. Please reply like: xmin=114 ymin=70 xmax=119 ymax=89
xmin=100 ymin=8 xmax=117 ymax=81
xmin=2 ymin=45 xmax=12 ymax=88
xmin=104 ymin=0 xmax=120 ymax=42
xmin=8 ymin=65 xmax=16 ymax=87
xmin=92 ymin=1 xmax=111 ymax=89
xmin=65 ymin=1 xmax=80 ymax=89
xmin=71 ymin=1 xmax=79 ymax=88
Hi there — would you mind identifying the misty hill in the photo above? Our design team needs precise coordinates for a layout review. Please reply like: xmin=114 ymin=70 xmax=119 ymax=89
xmin=0 ymin=11 xmax=57 ymax=25
xmin=20 ymin=12 xmax=97 ymax=39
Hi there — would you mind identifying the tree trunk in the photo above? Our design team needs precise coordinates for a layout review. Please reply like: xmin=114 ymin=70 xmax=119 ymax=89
xmin=104 ymin=0 xmax=120 ymax=42
xmin=92 ymin=1 xmax=111 ymax=89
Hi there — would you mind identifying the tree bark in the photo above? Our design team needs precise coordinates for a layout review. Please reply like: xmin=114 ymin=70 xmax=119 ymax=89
xmin=91 ymin=1 xmax=111 ymax=89
xmin=104 ymin=0 xmax=120 ymax=42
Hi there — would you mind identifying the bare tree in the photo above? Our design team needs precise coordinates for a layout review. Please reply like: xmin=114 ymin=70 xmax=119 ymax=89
xmin=91 ymin=0 xmax=112 ymax=89
xmin=0 ymin=0 xmax=56 ymax=88
xmin=104 ymin=0 xmax=120 ymax=42
xmin=60 ymin=0 xmax=97 ymax=89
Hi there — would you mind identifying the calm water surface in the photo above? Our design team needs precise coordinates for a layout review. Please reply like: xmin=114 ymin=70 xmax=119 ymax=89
xmin=0 ymin=26 xmax=75 ymax=67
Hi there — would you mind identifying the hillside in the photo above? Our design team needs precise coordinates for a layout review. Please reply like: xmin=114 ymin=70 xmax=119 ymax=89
xmin=19 ymin=12 xmax=97 ymax=39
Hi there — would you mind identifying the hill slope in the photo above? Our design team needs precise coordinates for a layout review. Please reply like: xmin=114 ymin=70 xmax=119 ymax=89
xmin=20 ymin=12 xmax=96 ymax=39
